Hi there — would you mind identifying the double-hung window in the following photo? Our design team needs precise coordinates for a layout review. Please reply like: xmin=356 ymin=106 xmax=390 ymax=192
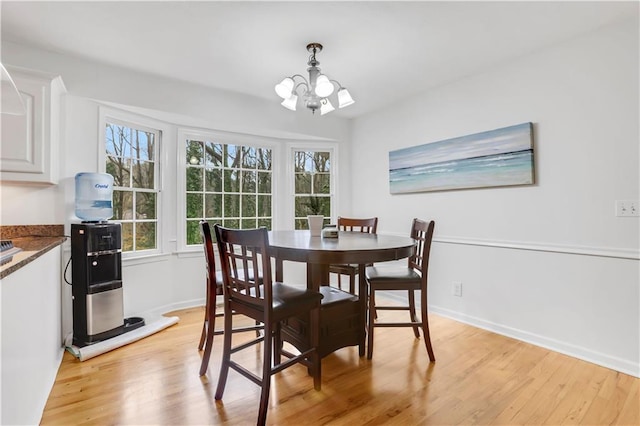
xmin=182 ymin=133 xmax=273 ymax=246
xmin=293 ymin=150 xmax=332 ymax=229
xmin=104 ymin=119 xmax=160 ymax=254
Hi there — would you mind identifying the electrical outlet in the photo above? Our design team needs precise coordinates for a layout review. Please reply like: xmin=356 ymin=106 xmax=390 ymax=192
xmin=452 ymin=281 xmax=462 ymax=297
xmin=616 ymin=200 xmax=639 ymax=217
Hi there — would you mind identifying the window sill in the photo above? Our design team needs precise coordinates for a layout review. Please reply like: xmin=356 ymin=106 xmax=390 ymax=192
xmin=122 ymin=252 xmax=171 ymax=266
xmin=175 ymin=249 xmax=203 ymax=259
xmin=118 ymin=249 xmax=203 ymax=266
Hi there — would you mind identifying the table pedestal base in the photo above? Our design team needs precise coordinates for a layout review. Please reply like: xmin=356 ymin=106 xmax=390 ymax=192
xmin=281 ymin=286 xmax=361 ymax=358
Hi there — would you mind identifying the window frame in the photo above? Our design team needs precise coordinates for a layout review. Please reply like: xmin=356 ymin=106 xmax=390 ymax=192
xmin=176 ymin=128 xmax=282 ymax=252
xmin=287 ymin=143 xmax=338 ymax=229
xmin=99 ymin=107 xmax=166 ymax=259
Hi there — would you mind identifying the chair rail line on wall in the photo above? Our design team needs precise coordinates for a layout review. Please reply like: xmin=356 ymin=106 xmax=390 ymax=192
xmin=433 ymin=236 xmax=639 ymax=260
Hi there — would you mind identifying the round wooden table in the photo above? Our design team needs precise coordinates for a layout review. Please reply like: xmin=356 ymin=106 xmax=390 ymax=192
xmin=268 ymin=230 xmax=416 ymax=356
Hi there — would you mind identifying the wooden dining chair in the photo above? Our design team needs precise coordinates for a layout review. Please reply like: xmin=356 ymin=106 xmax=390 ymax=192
xmin=329 ymin=216 xmax=378 ymax=294
xmin=213 ymin=225 xmax=323 ymax=426
xmin=197 ymin=220 xmax=263 ymax=377
xmin=365 ymin=218 xmax=436 ymax=361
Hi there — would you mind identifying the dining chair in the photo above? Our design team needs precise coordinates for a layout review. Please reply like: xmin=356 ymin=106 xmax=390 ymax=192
xmin=197 ymin=220 xmax=263 ymax=377
xmin=329 ymin=216 xmax=378 ymax=294
xmin=364 ymin=218 xmax=435 ymax=361
xmin=213 ymin=225 xmax=323 ymax=426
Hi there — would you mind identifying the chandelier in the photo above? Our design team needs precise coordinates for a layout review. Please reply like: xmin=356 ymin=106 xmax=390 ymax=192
xmin=274 ymin=43 xmax=355 ymax=115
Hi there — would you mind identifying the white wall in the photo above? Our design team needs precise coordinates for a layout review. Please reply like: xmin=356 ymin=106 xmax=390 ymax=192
xmin=350 ymin=18 xmax=639 ymax=376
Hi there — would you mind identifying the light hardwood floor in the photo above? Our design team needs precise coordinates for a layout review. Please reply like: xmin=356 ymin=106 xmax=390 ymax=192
xmin=42 ymin=306 xmax=639 ymax=425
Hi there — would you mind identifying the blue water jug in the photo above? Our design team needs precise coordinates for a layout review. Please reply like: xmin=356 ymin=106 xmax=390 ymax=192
xmin=75 ymin=172 xmax=114 ymax=221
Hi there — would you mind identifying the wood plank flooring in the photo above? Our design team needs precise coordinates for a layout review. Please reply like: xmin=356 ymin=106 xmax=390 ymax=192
xmin=41 ymin=306 xmax=639 ymax=425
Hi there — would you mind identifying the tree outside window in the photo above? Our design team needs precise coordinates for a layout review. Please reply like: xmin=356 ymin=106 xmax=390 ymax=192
xmin=185 ymin=139 xmax=272 ymax=245
xmin=294 ymin=150 xmax=331 ymax=229
xmin=105 ymin=122 xmax=159 ymax=252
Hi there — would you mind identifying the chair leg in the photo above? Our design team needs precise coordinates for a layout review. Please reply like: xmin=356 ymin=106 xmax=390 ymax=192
xmin=257 ymin=322 xmax=274 ymax=426
xmin=337 ymin=273 xmax=343 ymax=290
xmin=198 ymin=283 xmax=210 ymax=350
xmin=310 ymin=305 xmax=321 ymax=390
xmin=367 ymin=287 xmax=375 ymax=359
xmin=198 ymin=318 xmax=207 ymax=350
xmin=214 ymin=307 xmax=233 ymax=400
xmin=349 ymin=272 xmax=356 ymax=295
xmin=199 ymin=292 xmax=217 ymax=376
xmin=421 ymin=290 xmax=436 ymax=362
xmin=273 ymin=323 xmax=281 ymax=365
xmin=372 ymin=292 xmax=378 ymax=320
xmin=408 ymin=290 xmax=420 ymax=338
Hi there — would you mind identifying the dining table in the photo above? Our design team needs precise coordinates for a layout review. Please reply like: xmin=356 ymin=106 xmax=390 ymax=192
xmin=268 ymin=230 xmax=416 ymax=357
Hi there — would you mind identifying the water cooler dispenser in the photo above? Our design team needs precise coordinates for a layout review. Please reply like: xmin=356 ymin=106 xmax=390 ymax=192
xmin=71 ymin=173 xmax=143 ymax=347
xmin=71 ymin=223 xmax=125 ymax=346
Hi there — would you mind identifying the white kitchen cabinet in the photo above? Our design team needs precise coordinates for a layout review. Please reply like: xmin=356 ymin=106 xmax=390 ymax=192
xmin=1 ymin=66 xmax=65 ymax=184
xmin=1 ymin=245 xmax=64 ymax=425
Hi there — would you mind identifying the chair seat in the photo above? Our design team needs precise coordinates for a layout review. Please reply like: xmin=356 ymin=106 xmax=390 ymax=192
xmin=233 ymin=283 xmax=323 ymax=320
xmin=272 ymin=283 xmax=324 ymax=315
xmin=318 ymin=286 xmax=358 ymax=305
xmin=365 ymin=265 xmax=421 ymax=290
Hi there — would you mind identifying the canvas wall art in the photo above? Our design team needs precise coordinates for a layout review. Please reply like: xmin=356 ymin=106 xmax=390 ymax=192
xmin=389 ymin=122 xmax=534 ymax=193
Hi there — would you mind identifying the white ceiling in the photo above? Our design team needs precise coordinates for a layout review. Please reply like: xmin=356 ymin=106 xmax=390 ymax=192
xmin=1 ymin=1 xmax=637 ymax=118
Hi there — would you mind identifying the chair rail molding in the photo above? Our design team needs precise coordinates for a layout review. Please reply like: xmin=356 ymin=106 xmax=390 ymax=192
xmin=432 ymin=235 xmax=639 ymax=260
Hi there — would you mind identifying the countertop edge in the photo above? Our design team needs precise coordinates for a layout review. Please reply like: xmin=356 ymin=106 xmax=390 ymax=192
xmin=1 ymin=225 xmax=67 ymax=279
xmin=1 ymin=236 xmax=67 ymax=279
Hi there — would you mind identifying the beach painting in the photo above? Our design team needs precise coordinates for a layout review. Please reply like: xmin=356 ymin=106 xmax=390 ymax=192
xmin=389 ymin=123 xmax=534 ymax=193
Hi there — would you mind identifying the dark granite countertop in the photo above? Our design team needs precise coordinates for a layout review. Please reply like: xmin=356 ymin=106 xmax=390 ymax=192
xmin=0 ymin=225 xmax=67 ymax=279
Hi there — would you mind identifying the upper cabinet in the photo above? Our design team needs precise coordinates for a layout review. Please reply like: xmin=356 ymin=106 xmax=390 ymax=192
xmin=1 ymin=66 xmax=66 ymax=184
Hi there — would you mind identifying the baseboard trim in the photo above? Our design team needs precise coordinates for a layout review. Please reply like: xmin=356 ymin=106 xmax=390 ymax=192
xmin=430 ymin=305 xmax=640 ymax=378
xmin=136 ymin=297 xmax=206 ymax=319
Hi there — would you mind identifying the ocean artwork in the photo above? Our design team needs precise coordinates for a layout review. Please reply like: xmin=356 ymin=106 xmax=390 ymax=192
xmin=389 ymin=123 xmax=534 ymax=193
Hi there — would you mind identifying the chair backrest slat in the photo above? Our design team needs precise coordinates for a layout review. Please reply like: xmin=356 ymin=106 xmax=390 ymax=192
xmin=199 ymin=220 xmax=220 ymax=293
xmin=337 ymin=216 xmax=378 ymax=234
xmin=214 ymin=225 xmax=272 ymax=311
xmin=408 ymin=218 xmax=435 ymax=278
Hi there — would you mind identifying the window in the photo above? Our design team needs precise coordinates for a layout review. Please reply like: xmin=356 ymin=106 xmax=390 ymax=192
xmin=184 ymin=138 xmax=273 ymax=245
xmin=105 ymin=121 xmax=160 ymax=253
xmin=293 ymin=150 xmax=332 ymax=229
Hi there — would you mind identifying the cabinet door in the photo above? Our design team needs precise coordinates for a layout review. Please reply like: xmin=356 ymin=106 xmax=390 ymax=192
xmin=1 ymin=76 xmax=45 ymax=175
xmin=0 ymin=68 xmax=65 ymax=184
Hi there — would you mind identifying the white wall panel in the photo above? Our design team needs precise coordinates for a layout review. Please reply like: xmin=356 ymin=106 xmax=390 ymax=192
xmin=351 ymin=18 xmax=639 ymax=375
xmin=429 ymin=242 xmax=639 ymax=376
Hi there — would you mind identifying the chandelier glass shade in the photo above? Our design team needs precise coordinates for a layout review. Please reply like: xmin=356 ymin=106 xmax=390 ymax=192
xmin=274 ymin=43 xmax=355 ymax=115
